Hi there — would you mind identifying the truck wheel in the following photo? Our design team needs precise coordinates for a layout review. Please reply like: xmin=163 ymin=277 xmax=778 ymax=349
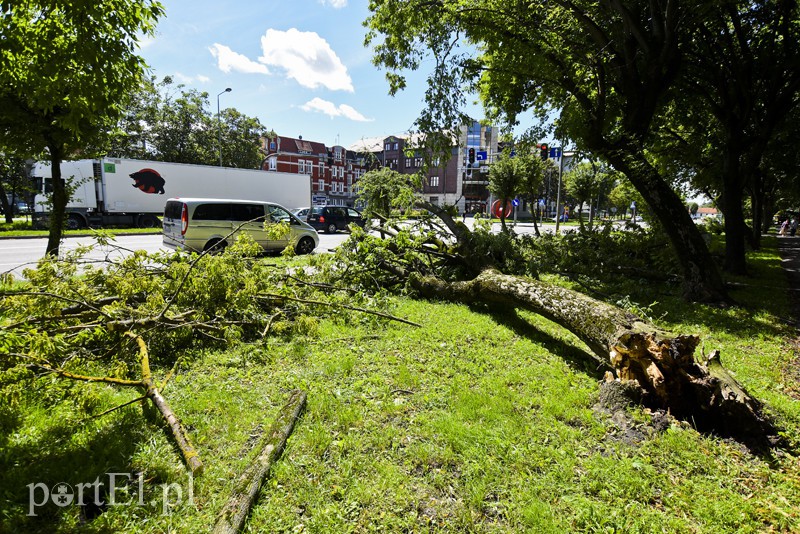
xmin=326 ymin=223 xmax=337 ymax=234
xmin=203 ymin=239 xmax=227 ymax=254
xmin=137 ymin=214 xmax=160 ymax=228
xmin=295 ymin=236 xmax=315 ymax=255
xmin=66 ymin=214 xmax=85 ymax=230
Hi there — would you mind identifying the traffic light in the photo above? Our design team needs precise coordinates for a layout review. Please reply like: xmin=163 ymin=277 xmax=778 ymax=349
xmin=468 ymin=148 xmax=475 ymax=164
xmin=540 ymin=143 xmax=549 ymax=160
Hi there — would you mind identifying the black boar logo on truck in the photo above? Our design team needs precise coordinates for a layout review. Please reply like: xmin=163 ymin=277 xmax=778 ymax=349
xmin=130 ymin=168 xmax=166 ymax=194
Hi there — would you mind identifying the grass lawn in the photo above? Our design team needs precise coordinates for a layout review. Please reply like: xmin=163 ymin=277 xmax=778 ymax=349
xmin=1 ymin=238 xmax=799 ymax=532
xmin=0 ymin=218 xmax=160 ymax=237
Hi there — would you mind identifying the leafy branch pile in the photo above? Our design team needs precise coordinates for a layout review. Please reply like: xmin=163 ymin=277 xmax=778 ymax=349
xmin=0 ymin=234 xmax=400 ymax=471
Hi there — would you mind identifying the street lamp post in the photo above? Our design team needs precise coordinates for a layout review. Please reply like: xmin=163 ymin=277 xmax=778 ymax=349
xmin=217 ymin=88 xmax=232 ymax=167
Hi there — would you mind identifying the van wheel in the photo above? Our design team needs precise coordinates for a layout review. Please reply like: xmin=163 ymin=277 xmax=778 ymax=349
xmin=203 ymin=239 xmax=227 ymax=254
xmin=66 ymin=214 xmax=85 ymax=230
xmin=137 ymin=214 xmax=160 ymax=228
xmin=295 ymin=236 xmax=315 ymax=255
xmin=326 ymin=223 xmax=337 ymax=234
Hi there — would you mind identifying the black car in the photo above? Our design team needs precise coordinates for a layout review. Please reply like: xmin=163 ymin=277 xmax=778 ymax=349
xmin=307 ymin=206 xmax=365 ymax=233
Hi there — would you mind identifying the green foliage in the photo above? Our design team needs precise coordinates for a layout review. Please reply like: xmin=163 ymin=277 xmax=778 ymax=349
xmin=356 ymin=167 xmax=420 ymax=220
xmin=487 ymin=148 xmax=547 ymax=229
xmin=365 ymin=0 xmax=732 ymax=301
xmin=522 ymin=223 xmax=682 ymax=294
xmin=0 ymin=0 xmax=164 ymax=255
xmin=0 ymin=0 xmax=163 ymax=153
xmin=0 ymin=236 xmax=393 ymax=410
xmin=107 ymin=76 xmax=270 ymax=168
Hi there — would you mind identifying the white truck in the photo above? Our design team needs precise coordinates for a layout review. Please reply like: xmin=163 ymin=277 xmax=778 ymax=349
xmin=31 ymin=158 xmax=311 ymax=229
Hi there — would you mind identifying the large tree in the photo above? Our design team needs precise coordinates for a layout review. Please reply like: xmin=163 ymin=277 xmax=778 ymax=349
xmin=563 ymin=161 xmax=614 ymax=229
xmin=675 ymin=0 xmax=800 ymax=271
xmin=366 ymin=0 xmax=730 ymax=302
xmin=108 ymin=76 xmax=270 ymax=169
xmin=0 ymin=0 xmax=163 ymax=256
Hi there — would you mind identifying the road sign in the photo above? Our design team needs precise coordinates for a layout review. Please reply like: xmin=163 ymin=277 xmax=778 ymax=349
xmin=549 ymin=147 xmax=562 ymax=159
xmin=312 ymin=195 xmax=327 ymax=206
xmin=512 ymin=198 xmax=520 ymax=207
xmin=476 ymin=151 xmax=487 ymax=161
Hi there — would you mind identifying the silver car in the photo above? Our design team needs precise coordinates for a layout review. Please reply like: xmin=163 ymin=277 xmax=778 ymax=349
xmin=162 ymin=198 xmax=319 ymax=254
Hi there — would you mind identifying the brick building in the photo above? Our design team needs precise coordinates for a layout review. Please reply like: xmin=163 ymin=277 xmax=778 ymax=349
xmin=262 ymin=121 xmax=498 ymax=212
xmin=261 ymin=135 xmax=373 ymax=207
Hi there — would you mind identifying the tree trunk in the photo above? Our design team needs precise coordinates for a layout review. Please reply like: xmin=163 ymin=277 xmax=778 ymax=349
xmin=407 ymin=268 xmax=774 ymax=444
xmin=0 ymin=182 xmax=12 ymax=224
xmin=720 ymin=177 xmax=748 ymax=275
xmin=45 ymin=144 xmax=66 ymax=257
xmin=603 ymin=146 xmax=729 ymax=303
xmin=213 ymin=390 xmax=307 ymax=534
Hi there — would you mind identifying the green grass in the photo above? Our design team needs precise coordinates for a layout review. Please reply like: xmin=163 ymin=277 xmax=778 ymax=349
xmin=1 ymin=240 xmax=799 ymax=532
xmin=0 ymin=219 xmax=161 ymax=237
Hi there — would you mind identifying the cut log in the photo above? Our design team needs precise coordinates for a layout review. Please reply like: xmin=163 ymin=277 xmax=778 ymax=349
xmin=408 ymin=268 xmax=776 ymax=444
xmin=213 ymin=389 xmax=307 ymax=534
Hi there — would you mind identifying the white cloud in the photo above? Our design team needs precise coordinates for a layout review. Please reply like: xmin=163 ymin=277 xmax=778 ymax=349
xmin=209 ymin=43 xmax=270 ymax=74
xmin=259 ymin=29 xmax=353 ymax=92
xmin=320 ymin=0 xmax=347 ymax=7
xmin=173 ymin=72 xmax=209 ymax=84
xmin=300 ymin=97 xmax=372 ymax=122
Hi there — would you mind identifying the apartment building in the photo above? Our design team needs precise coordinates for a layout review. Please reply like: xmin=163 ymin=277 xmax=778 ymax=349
xmin=262 ymin=121 xmax=498 ymax=213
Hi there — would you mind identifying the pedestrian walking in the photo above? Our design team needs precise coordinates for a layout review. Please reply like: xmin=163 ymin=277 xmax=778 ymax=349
xmin=791 ymin=218 xmax=798 ymax=237
xmin=780 ymin=219 xmax=790 ymax=236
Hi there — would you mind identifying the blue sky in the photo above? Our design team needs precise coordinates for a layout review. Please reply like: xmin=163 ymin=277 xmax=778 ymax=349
xmin=139 ymin=0 xmax=462 ymax=149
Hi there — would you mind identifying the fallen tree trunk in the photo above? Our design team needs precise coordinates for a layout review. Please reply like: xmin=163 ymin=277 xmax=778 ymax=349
xmin=213 ymin=389 xmax=307 ymax=534
xmin=408 ymin=268 xmax=776 ymax=443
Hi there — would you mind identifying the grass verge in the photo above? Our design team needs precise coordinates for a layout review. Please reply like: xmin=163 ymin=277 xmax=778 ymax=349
xmin=1 ymin=239 xmax=798 ymax=532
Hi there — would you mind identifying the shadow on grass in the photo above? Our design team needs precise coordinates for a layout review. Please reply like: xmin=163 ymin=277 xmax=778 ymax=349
xmin=597 ymin=236 xmax=793 ymax=340
xmin=469 ymin=302 xmax=609 ymax=380
xmin=0 ymin=406 xmax=144 ymax=533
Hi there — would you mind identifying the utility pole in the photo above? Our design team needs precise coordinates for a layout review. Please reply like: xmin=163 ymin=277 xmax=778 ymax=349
xmin=554 ymin=147 xmax=564 ymax=233
xmin=217 ymin=87 xmax=232 ymax=167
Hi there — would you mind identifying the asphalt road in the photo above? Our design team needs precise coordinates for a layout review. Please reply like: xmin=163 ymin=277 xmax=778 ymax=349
xmin=0 ymin=232 xmax=351 ymax=280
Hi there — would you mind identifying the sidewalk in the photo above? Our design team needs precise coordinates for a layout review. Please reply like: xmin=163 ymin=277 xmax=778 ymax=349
xmin=778 ymin=236 xmax=800 ymax=329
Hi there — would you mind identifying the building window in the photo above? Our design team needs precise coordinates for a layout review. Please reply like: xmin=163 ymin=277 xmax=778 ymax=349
xmin=268 ymin=157 xmax=277 ymax=171
xmin=319 ymin=162 xmax=325 ymax=176
xmin=384 ymin=143 xmax=391 ymax=151
xmin=429 ymin=175 xmax=440 ymax=187
xmin=393 ymin=142 xmax=399 ymax=150
xmin=269 ymin=141 xmax=276 ymax=151
xmin=318 ymin=179 xmax=325 ymax=191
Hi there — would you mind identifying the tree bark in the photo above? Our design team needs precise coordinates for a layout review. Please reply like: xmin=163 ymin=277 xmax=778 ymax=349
xmin=45 ymin=143 xmax=66 ymax=257
xmin=213 ymin=390 xmax=307 ymax=534
xmin=603 ymin=146 xmax=730 ymax=303
xmin=408 ymin=268 xmax=774 ymax=443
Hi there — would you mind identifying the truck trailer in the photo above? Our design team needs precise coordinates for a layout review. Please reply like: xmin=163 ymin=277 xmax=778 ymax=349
xmin=32 ymin=158 xmax=311 ymax=229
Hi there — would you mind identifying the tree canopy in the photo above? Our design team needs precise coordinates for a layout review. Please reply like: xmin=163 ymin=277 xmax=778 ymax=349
xmin=108 ymin=77 xmax=270 ymax=169
xmin=0 ymin=0 xmax=163 ymax=255
xmin=365 ymin=0 xmax=798 ymax=302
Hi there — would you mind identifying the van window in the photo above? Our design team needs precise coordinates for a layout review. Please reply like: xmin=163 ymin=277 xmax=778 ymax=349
xmin=231 ymin=203 xmax=265 ymax=222
xmin=193 ymin=203 xmax=231 ymax=221
xmin=164 ymin=201 xmax=184 ymax=219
